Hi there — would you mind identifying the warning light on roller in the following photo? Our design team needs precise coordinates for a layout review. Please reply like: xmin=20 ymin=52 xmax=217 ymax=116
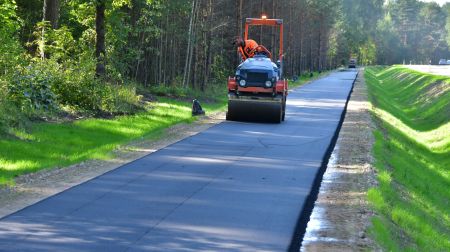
xmin=261 ymin=14 xmax=267 ymax=19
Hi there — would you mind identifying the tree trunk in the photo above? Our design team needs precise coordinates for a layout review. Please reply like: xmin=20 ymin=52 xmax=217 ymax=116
xmin=95 ymin=0 xmax=106 ymax=77
xmin=235 ymin=0 xmax=243 ymax=66
xmin=317 ymin=19 xmax=322 ymax=72
xmin=183 ymin=0 xmax=197 ymax=88
xmin=298 ymin=7 xmax=303 ymax=74
xmin=158 ymin=19 xmax=163 ymax=85
xmin=43 ymin=0 xmax=60 ymax=29
xmin=202 ymin=0 xmax=213 ymax=91
xmin=270 ymin=0 xmax=276 ymax=55
xmin=41 ymin=0 xmax=60 ymax=59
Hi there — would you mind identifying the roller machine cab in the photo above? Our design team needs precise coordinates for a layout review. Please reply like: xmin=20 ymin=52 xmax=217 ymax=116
xmin=226 ymin=17 xmax=288 ymax=123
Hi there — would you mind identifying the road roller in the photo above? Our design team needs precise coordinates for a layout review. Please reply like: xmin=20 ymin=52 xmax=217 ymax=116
xmin=226 ymin=17 xmax=288 ymax=123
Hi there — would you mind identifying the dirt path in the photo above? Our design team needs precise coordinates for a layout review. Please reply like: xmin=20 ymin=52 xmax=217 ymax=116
xmin=301 ymin=69 xmax=379 ymax=251
xmin=0 ymin=112 xmax=225 ymax=219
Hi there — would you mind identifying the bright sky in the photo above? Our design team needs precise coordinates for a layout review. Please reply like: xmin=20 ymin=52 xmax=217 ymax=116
xmin=419 ymin=0 xmax=450 ymax=6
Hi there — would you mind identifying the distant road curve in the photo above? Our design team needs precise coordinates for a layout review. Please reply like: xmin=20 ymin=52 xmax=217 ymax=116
xmin=402 ymin=65 xmax=450 ymax=77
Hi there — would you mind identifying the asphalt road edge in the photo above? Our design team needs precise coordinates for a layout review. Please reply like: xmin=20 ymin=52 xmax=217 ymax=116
xmin=288 ymin=70 xmax=359 ymax=252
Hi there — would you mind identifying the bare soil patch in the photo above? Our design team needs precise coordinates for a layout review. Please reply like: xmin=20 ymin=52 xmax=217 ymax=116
xmin=0 ymin=112 xmax=225 ymax=219
xmin=301 ymin=69 xmax=380 ymax=251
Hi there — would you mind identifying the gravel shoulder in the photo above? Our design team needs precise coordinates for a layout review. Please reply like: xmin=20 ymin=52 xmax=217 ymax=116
xmin=0 ymin=112 xmax=225 ymax=219
xmin=301 ymin=69 xmax=379 ymax=251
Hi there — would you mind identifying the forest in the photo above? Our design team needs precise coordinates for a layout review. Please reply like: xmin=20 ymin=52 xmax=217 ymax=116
xmin=1 ymin=0 xmax=450 ymax=134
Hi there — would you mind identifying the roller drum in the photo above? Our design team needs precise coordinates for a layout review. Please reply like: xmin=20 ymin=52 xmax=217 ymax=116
xmin=226 ymin=99 xmax=283 ymax=123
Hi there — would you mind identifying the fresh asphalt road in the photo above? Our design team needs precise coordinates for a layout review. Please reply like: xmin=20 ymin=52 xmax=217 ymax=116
xmin=0 ymin=70 xmax=358 ymax=252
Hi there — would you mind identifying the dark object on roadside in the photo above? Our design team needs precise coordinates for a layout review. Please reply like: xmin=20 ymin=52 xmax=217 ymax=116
xmin=292 ymin=75 xmax=298 ymax=82
xmin=309 ymin=72 xmax=313 ymax=77
xmin=438 ymin=59 xmax=447 ymax=65
xmin=192 ymin=99 xmax=205 ymax=116
xmin=348 ymin=58 xmax=357 ymax=68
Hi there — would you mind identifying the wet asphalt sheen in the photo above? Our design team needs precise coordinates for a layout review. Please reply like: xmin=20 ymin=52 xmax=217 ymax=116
xmin=0 ymin=70 xmax=358 ymax=252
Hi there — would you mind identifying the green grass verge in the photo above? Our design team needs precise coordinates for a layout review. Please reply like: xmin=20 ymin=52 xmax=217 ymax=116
xmin=365 ymin=65 xmax=450 ymax=251
xmin=0 ymin=96 xmax=226 ymax=186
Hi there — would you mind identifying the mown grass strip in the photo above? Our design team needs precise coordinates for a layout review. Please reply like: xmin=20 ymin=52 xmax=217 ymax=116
xmin=365 ymin=66 xmax=450 ymax=251
xmin=0 ymin=97 xmax=226 ymax=185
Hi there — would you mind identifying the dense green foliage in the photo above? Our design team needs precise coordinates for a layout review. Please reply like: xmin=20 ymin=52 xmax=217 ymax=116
xmin=339 ymin=0 xmax=450 ymax=65
xmin=365 ymin=66 xmax=449 ymax=251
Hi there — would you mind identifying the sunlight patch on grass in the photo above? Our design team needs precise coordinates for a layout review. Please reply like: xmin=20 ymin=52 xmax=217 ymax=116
xmin=372 ymin=106 xmax=450 ymax=152
xmin=0 ymin=159 xmax=39 ymax=171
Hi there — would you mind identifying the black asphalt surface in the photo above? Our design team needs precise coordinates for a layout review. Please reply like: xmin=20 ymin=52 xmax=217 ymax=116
xmin=0 ymin=70 xmax=357 ymax=252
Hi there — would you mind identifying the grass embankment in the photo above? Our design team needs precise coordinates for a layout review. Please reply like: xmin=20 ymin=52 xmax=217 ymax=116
xmin=0 ymin=93 xmax=226 ymax=185
xmin=365 ymin=66 xmax=449 ymax=251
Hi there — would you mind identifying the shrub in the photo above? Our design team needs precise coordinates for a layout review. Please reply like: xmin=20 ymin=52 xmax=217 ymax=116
xmin=53 ymin=68 xmax=103 ymax=112
xmin=52 ymin=59 xmax=141 ymax=114
xmin=0 ymin=79 xmax=28 ymax=135
xmin=210 ymin=55 xmax=229 ymax=84
xmin=101 ymin=84 xmax=142 ymax=114
xmin=0 ymin=0 xmax=27 ymax=74
xmin=7 ymin=63 xmax=58 ymax=112
xmin=149 ymin=85 xmax=187 ymax=98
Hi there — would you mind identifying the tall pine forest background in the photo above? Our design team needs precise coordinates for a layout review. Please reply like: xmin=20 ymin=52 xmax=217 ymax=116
xmin=1 ymin=0 xmax=450 ymax=134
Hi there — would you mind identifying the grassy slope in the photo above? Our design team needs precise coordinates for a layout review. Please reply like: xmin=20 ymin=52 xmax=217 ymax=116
xmin=0 ymin=98 xmax=225 ymax=185
xmin=0 ymin=72 xmax=321 ymax=185
xmin=365 ymin=66 xmax=449 ymax=251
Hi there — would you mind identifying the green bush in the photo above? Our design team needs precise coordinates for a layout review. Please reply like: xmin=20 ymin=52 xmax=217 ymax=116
xmin=53 ymin=69 xmax=103 ymax=112
xmin=101 ymin=84 xmax=142 ymax=114
xmin=3 ymin=57 xmax=141 ymax=121
xmin=15 ymin=53 xmax=137 ymax=115
xmin=8 ymin=63 xmax=58 ymax=112
xmin=0 ymin=0 xmax=27 ymax=74
xmin=149 ymin=85 xmax=188 ymax=98
xmin=53 ymin=67 xmax=141 ymax=114
xmin=0 ymin=80 xmax=28 ymax=135
xmin=147 ymin=82 xmax=226 ymax=103
xmin=210 ymin=55 xmax=229 ymax=84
